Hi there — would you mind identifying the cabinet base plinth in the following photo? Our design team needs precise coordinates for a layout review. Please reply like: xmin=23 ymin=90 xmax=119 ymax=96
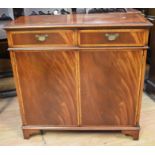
xmin=122 ymin=129 xmax=140 ymax=140
xmin=23 ymin=129 xmax=41 ymax=139
xmin=22 ymin=126 xmax=140 ymax=140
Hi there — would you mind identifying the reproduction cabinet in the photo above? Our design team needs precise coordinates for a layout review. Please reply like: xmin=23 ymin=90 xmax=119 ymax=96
xmin=5 ymin=12 xmax=152 ymax=140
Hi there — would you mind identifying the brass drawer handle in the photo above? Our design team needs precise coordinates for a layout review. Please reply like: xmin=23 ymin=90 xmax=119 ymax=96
xmin=35 ymin=34 xmax=48 ymax=42
xmin=105 ymin=33 xmax=119 ymax=41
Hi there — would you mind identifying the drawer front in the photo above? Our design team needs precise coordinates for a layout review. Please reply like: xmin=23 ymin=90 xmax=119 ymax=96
xmin=9 ymin=30 xmax=75 ymax=47
xmin=78 ymin=29 xmax=148 ymax=47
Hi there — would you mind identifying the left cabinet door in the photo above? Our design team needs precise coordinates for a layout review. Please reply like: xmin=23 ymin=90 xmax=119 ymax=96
xmin=11 ymin=50 xmax=78 ymax=126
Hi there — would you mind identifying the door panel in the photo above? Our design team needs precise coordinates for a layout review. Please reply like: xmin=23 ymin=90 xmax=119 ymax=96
xmin=14 ymin=50 xmax=78 ymax=126
xmin=80 ymin=50 xmax=143 ymax=126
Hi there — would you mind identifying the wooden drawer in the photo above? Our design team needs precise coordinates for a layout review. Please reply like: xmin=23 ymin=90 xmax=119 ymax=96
xmin=78 ymin=29 xmax=148 ymax=47
xmin=9 ymin=30 xmax=75 ymax=47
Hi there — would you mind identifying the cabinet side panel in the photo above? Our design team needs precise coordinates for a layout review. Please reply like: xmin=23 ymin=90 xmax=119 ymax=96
xmin=10 ymin=51 xmax=27 ymax=125
xmin=135 ymin=50 xmax=147 ymax=124
xmin=80 ymin=49 xmax=143 ymax=126
xmin=14 ymin=50 xmax=78 ymax=126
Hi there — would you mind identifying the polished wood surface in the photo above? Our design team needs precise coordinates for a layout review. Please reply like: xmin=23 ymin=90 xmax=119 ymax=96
xmin=9 ymin=30 xmax=75 ymax=47
xmin=121 ymin=130 xmax=140 ymax=140
xmin=5 ymin=13 xmax=152 ymax=29
xmin=5 ymin=12 xmax=151 ymax=140
xmin=23 ymin=129 xmax=40 ymax=139
xmin=79 ymin=29 xmax=148 ymax=46
xmin=80 ymin=49 xmax=143 ymax=126
xmin=13 ymin=50 xmax=78 ymax=126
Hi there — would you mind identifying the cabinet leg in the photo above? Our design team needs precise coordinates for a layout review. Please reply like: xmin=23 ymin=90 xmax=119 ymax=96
xmin=22 ymin=129 xmax=41 ymax=139
xmin=122 ymin=130 xmax=140 ymax=140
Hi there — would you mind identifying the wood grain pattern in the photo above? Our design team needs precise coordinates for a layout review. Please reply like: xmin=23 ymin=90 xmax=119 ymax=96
xmin=79 ymin=29 xmax=148 ymax=46
xmin=80 ymin=49 xmax=143 ymax=126
xmin=135 ymin=50 xmax=147 ymax=125
xmin=4 ymin=13 xmax=152 ymax=30
xmin=14 ymin=50 xmax=78 ymax=126
xmin=10 ymin=51 xmax=27 ymax=125
xmin=9 ymin=30 xmax=75 ymax=47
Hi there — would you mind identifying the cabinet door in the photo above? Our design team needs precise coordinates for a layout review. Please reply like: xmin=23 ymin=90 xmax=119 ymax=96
xmin=80 ymin=49 xmax=144 ymax=126
xmin=13 ymin=50 xmax=78 ymax=126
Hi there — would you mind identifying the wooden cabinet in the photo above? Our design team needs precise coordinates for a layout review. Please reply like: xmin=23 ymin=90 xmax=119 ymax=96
xmin=5 ymin=12 xmax=152 ymax=140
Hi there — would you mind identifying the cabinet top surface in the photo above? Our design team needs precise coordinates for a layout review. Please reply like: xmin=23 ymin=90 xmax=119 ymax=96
xmin=4 ymin=13 xmax=152 ymax=30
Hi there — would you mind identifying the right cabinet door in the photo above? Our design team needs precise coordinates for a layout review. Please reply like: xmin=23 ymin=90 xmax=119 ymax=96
xmin=80 ymin=49 xmax=144 ymax=126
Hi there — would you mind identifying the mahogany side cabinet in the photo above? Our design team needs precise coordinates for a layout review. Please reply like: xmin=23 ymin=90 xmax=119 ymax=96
xmin=4 ymin=12 xmax=152 ymax=140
